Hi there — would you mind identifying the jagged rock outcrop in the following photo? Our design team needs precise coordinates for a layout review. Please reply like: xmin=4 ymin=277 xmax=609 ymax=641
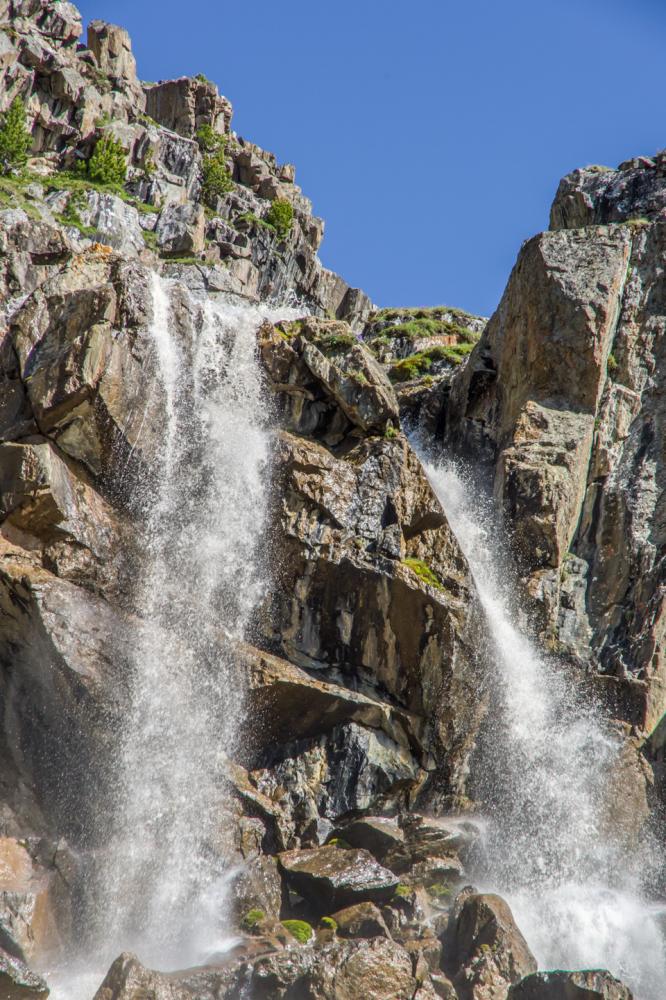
xmin=0 ymin=1 xmax=371 ymax=325
xmin=257 ymin=318 xmax=484 ymax=812
xmin=442 ymin=176 xmax=665 ymax=736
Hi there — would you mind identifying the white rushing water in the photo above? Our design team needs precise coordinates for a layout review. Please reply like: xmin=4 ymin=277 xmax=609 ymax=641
xmin=422 ymin=456 xmax=666 ymax=1000
xmin=49 ymin=274 xmax=303 ymax=1000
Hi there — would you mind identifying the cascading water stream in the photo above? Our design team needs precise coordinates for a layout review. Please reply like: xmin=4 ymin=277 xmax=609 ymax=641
xmin=421 ymin=454 xmax=666 ymax=1000
xmin=49 ymin=274 xmax=303 ymax=1000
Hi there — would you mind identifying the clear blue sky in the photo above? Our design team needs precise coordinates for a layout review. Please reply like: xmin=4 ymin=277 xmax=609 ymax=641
xmin=76 ymin=0 xmax=666 ymax=317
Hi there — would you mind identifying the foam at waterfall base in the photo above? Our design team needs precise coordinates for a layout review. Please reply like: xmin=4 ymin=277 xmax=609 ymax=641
xmin=417 ymin=449 xmax=666 ymax=1000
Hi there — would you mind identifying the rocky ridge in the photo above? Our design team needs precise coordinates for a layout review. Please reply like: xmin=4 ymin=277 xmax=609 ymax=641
xmin=0 ymin=2 xmax=661 ymax=1000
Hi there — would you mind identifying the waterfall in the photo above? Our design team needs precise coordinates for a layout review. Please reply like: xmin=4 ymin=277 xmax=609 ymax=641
xmin=422 ymin=456 xmax=666 ymax=1000
xmin=49 ymin=273 xmax=302 ymax=999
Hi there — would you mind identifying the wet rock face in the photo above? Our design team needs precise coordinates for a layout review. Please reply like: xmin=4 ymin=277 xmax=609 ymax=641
xmin=509 ymin=969 xmax=634 ymax=1000
xmin=278 ymin=845 xmax=399 ymax=911
xmin=0 ymin=947 xmax=50 ymax=998
xmin=258 ymin=319 xmax=484 ymax=810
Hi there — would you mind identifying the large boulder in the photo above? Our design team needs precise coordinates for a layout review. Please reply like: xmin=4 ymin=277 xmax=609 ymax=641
xmin=87 ymin=20 xmax=139 ymax=92
xmin=261 ymin=318 xmax=399 ymax=437
xmin=330 ymin=901 xmax=391 ymax=940
xmin=278 ymin=845 xmax=398 ymax=912
xmin=144 ymin=76 xmax=232 ymax=139
xmin=305 ymin=936 xmax=417 ymax=1000
xmin=445 ymin=891 xmax=537 ymax=1000
xmin=77 ymin=191 xmax=145 ymax=257
xmin=509 ymin=970 xmax=633 ymax=1000
xmin=8 ymin=247 xmax=165 ymax=479
xmin=155 ymin=201 xmax=205 ymax=256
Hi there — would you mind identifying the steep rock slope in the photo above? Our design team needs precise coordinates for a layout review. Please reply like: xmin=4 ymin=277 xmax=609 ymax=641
xmin=443 ymin=171 xmax=664 ymax=737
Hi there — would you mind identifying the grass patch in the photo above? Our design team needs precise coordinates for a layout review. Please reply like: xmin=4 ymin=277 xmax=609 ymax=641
xmin=388 ymin=343 xmax=475 ymax=383
xmin=394 ymin=884 xmax=413 ymax=900
xmin=607 ymin=353 xmax=618 ymax=373
xmin=142 ymin=229 xmax=158 ymax=250
xmin=0 ymin=173 xmax=42 ymax=220
xmin=371 ymin=304 xmax=479 ymax=325
xmin=236 ymin=210 xmax=276 ymax=233
xmin=403 ymin=557 xmax=444 ymax=591
xmin=314 ymin=332 xmax=356 ymax=355
xmin=282 ymin=919 xmax=313 ymax=944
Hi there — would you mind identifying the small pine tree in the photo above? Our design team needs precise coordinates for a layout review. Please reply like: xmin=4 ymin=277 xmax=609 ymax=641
xmin=87 ymin=134 xmax=127 ymax=186
xmin=0 ymin=96 xmax=32 ymax=175
xmin=266 ymin=198 xmax=294 ymax=240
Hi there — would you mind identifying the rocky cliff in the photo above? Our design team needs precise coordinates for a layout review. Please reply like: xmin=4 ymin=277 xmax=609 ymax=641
xmin=0 ymin=3 xmax=663 ymax=1000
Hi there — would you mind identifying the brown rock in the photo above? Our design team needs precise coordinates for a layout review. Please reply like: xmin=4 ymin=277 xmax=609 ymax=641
xmin=331 ymin=901 xmax=391 ymax=939
xmin=445 ymin=891 xmax=537 ymax=1000
xmin=508 ymin=970 xmax=633 ymax=1000
xmin=144 ymin=76 xmax=232 ymax=139
xmin=278 ymin=845 xmax=399 ymax=911
xmin=0 ymin=948 xmax=49 ymax=998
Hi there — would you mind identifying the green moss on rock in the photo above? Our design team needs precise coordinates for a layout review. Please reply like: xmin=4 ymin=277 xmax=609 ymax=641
xmin=242 ymin=908 xmax=265 ymax=932
xmin=403 ymin=558 xmax=444 ymax=591
xmin=282 ymin=919 xmax=314 ymax=944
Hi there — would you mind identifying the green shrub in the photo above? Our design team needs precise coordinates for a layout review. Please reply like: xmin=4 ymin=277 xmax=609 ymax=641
xmin=394 ymin=884 xmax=413 ymax=899
xmin=85 ymin=134 xmax=127 ymax=186
xmin=266 ymin=197 xmax=294 ymax=240
xmin=282 ymin=919 xmax=313 ymax=944
xmin=0 ymin=96 xmax=32 ymax=175
xmin=196 ymin=124 xmax=223 ymax=153
xmin=195 ymin=72 xmax=211 ymax=84
xmin=242 ymin=908 xmax=265 ymax=932
xmin=402 ymin=557 xmax=444 ymax=591
xmin=607 ymin=353 xmax=618 ymax=373
xmin=384 ymin=424 xmax=399 ymax=440
xmin=197 ymin=127 xmax=233 ymax=206
xmin=320 ymin=916 xmax=338 ymax=932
